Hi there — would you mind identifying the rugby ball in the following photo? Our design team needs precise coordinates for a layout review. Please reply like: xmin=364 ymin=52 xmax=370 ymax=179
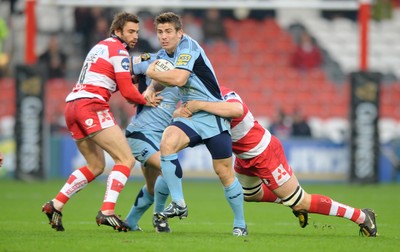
xmin=155 ymin=59 xmax=175 ymax=72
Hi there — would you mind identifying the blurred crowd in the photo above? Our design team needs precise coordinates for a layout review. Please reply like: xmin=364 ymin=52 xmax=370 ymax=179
xmin=1 ymin=1 xmax=400 ymax=140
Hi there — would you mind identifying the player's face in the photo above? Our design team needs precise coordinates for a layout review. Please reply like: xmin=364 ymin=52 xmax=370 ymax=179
xmin=117 ymin=21 xmax=139 ymax=49
xmin=156 ymin=23 xmax=183 ymax=54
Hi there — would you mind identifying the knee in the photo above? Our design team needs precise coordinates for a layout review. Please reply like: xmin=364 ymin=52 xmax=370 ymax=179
xmin=241 ymin=181 xmax=263 ymax=202
xmin=282 ymin=185 xmax=305 ymax=209
xmin=236 ymin=173 xmax=263 ymax=201
xmin=160 ymin=139 xmax=177 ymax=155
xmin=282 ymin=186 xmax=311 ymax=212
xmin=214 ymin=163 xmax=234 ymax=182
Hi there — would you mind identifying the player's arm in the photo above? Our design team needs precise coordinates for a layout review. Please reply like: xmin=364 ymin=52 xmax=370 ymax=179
xmin=184 ymin=100 xmax=244 ymax=118
xmin=116 ymin=74 xmax=147 ymax=104
xmin=140 ymin=80 xmax=164 ymax=107
xmin=117 ymin=68 xmax=161 ymax=107
xmin=146 ymin=60 xmax=190 ymax=87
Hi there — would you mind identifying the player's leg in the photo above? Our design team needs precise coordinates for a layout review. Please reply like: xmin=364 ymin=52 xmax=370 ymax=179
xmin=42 ymin=101 xmax=103 ymax=231
xmin=91 ymin=125 xmax=135 ymax=231
xmin=235 ymin=172 xmax=281 ymax=203
xmin=41 ymin=138 xmax=103 ymax=231
xmin=152 ymin=175 xmax=171 ymax=232
xmin=269 ymin=135 xmax=377 ymax=236
xmin=158 ymin=124 xmax=190 ymax=217
xmin=124 ymin=131 xmax=162 ymax=230
xmin=274 ymin=175 xmax=377 ymax=236
xmin=125 ymin=156 xmax=161 ymax=230
xmin=206 ymin=131 xmax=247 ymax=236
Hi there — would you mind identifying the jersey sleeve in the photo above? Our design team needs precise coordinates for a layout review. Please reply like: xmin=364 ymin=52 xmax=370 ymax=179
xmin=108 ymin=44 xmax=147 ymax=104
xmin=224 ymin=91 xmax=242 ymax=104
xmin=117 ymin=75 xmax=147 ymax=105
xmin=174 ymin=38 xmax=199 ymax=72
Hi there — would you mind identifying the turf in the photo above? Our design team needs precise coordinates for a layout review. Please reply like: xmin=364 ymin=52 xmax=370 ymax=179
xmin=0 ymin=179 xmax=399 ymax=252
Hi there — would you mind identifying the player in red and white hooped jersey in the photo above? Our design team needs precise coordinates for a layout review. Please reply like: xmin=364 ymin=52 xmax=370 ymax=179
xmin=182 ymin=85 xmax=378 ymax=237
xmin=222 ymin=86 xmax=271 ymax=160
xmin=42 ymin=12 xmax=156 ymax=233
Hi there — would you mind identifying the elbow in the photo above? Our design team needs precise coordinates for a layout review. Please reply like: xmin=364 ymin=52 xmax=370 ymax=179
xmin=231 ymin=106 xmax=244 ymax=118
xmin=232 ymin=110 xmax=244 ymax=118
xmin=174 ymin=78 xmax=187 ymax=87
xmin=174 ymin=74 xmax=189 ymax=87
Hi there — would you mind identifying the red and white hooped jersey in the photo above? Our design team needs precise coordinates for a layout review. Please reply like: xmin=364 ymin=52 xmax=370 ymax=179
xmin=220 ymin=86 xmax=272 ymax=159
xmin=66 ymin=37 xmax=132 ymax=102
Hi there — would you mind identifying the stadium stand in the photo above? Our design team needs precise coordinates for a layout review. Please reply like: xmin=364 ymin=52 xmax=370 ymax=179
xmin=0 ymin=6 xmax=399 ymax=143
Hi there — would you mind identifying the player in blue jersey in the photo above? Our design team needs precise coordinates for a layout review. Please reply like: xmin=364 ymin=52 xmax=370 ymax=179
xmin=124 ymin=53 xmax=178 ymax=232
xmin=143 ymin=12 xmax=247 ymax=236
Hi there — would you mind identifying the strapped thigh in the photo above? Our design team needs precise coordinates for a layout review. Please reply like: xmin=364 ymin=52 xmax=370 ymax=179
xmin=281 ymin=185 xmax=304 ymax=207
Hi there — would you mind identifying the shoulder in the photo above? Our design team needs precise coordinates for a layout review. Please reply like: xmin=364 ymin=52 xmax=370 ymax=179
xmin=102 ymin=38 xmax=129 ymax=56
xmin=178 ymin=35 xmax=201 ymax=52
xmin=222 ymin=89 xmax=242 ymax=103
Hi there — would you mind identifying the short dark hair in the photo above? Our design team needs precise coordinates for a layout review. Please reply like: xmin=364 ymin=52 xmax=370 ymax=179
xmin=154 ymin=12 xmax=182 ymax=31
xmin=109 ymin=12 xmax=139 ymax=36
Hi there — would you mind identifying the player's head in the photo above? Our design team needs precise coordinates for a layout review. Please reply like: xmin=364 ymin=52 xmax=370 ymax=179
xmin=154 ymin=12 xmax=184 ymax=54
xmin=110 ymin=12 xmax=140 ymax=49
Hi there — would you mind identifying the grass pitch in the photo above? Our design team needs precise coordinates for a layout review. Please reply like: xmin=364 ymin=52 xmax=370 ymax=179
xmin=0 ymin=179 xmax=399 ymax=252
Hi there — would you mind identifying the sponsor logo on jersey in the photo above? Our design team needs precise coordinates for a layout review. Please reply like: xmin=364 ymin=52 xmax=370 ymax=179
xmin=272 ymin=164 xmax=290 ymax=186
xmin=140 ymin=53 xmax=151 ymax=61
xmin=121 ymin=57 xmax=130 ymax=70
xmin=118 ymin=49 xmax=129 ymax=56
xmin=176 ymin=54 xmax=191 ymax=66
xmin=98 ymin=110 xmax=114 ymax=128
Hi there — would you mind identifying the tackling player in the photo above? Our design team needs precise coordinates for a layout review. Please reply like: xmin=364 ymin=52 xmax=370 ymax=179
xmin=180 ymin=86 xmax=378 ymax=237
xmin=41 ymin=12 xmax=157 ymax=232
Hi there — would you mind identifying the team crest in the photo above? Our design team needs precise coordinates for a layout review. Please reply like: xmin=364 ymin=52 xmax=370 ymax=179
xmin=85 ymin=118 xmax=93 ymax=126
xmin=121 ymin=57 xmax=130 ymax=70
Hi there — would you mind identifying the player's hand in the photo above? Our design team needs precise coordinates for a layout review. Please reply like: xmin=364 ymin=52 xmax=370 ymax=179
xmin=173 ymin=105 xmax=192 ymax=118
xmin=184 ymin=100 xmax=203 ymax=113
xmin=143 ymin=87 xmax=162 ymax=107
xmin=131 ymin=74 xmax=139 ymax=84
xmin=146 ymin=94 xmax=163 ymax=107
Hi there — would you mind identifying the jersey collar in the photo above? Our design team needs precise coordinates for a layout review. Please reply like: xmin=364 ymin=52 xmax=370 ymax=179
xmin=111 ymin=34 xmax=128 ymax=50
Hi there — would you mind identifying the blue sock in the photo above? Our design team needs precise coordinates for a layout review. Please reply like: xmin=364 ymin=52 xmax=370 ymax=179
xmin=125 ymin=185 xmax=154 ymax=229
xmin=224 ymin=177 xmax=246 ymax=228
xmin=154 ymin=175 xmax=170 ymax=212
xmin=161 ymin=154 xmax=185 ymax=207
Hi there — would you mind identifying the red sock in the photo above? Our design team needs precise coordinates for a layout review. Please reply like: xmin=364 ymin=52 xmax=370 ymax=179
xmin=260 ymin=183 xmax=282 ymax=203
xmin=55 ymin=166 xmax=95 ymax=204
xmin=309 ymin=194 xmax=365 ymax=224
xmin=101 ymin=164 xmax=131 ymax=212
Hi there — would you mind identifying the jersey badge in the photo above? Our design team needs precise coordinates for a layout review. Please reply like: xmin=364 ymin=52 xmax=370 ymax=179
xmin=176 ymin=54 xmax=191 ymax=66
xmin=85 ymin=118 xmax=94 ymax=127
xmin=121 ymin=57 xmax=130 ymax=70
